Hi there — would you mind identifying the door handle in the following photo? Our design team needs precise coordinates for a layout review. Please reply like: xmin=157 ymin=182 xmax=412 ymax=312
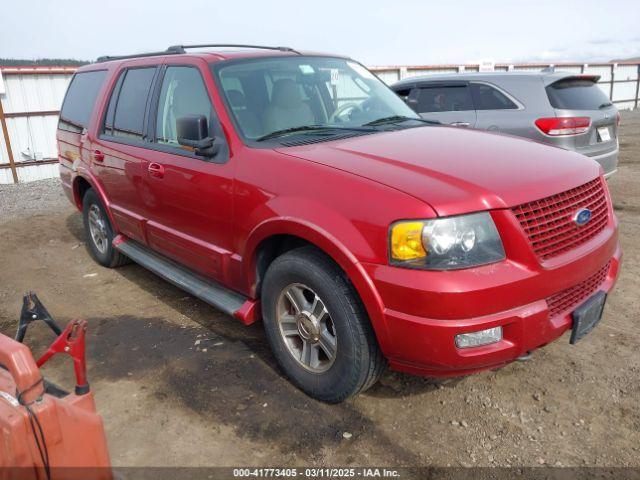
xmin=90 ymin=149 xmax=105 ymax=162
xmin=148 ymin=162 xmax=165 ymax=178
xmin=450 ymin=122 xmax=471 ymax=127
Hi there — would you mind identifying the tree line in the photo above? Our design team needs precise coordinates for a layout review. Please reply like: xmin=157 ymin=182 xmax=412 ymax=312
xmin=0 ymin=58 xmax=89 ymax=66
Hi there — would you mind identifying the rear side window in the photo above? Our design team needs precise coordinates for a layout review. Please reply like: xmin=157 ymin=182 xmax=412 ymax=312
xmin=105 ymin=67 xmax=156 ymax=140
xmin=471 ymin=83 xmax=518 ymax=110
xmin=415 ymin=85 xmax=474 ymax=113
xmin=59 ymin=70 xmax=107 ymax=132
xmin=546 ymin=78 xmax=611 ymax=110
xmin=103 ymin=73 xmax=125 ymax=134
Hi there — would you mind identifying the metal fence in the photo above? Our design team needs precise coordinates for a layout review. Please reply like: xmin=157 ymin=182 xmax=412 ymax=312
xmin=0 ymin=61 xmax=638 ymax=184
xmin=0 ymin=66 xmax=74 ymax=184
xmin=370 ymin=61 xmax=640 ymax=110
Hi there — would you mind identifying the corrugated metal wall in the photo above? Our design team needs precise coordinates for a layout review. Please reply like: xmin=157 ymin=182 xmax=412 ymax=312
xmin=0 ymin=62 xmax=638 ymax=184
xmin=0 ymin=67 xmax=74 ymax=184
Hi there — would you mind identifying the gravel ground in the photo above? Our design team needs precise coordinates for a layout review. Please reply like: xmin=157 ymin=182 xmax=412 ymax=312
xmin=0 ymin=178 xmax=67 ymax=224
xmin=0 ymin=111 xmax=638 ymax=474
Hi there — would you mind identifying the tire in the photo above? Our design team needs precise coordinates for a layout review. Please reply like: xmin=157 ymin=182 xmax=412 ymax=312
xmin=82 ymin=189 xmax=129 ymax=268
xmin=261 ymin=246 xmax=385 ymax=403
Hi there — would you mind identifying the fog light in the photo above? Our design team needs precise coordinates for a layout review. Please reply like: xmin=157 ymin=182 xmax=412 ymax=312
xmin=455 ymin=326 xmax=502 ymax=349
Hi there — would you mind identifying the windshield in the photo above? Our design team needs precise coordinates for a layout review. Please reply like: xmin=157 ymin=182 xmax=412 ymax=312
xmin=214 ymin=56 xmax=420 ymax=141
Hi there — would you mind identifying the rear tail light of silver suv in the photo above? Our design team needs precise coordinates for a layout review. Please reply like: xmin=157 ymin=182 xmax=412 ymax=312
xmin=535 ymin=116 xmax=591 ymax=136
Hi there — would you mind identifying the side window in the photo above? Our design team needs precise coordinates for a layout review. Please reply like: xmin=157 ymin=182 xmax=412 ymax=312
xmin=471 ymin=83 xmax=518 ymax=110
xmin=59 ymin=70 xmax=108 ymax=133
xmin=155 ymin=67 xmax=213 ymax=146
xmin=102 ymin=72 xmax=124 ymax=135
xmin=394 ymin=88 xmax=412 ymax=102
xmin=110 ymin=67 xmax=156 ymax=140
xmin=415 ymin=85 xmax=474 ymax=113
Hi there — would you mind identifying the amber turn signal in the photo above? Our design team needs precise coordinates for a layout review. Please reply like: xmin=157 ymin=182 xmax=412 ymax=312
xmin=390 ymin=221 xmax=427 ymax=261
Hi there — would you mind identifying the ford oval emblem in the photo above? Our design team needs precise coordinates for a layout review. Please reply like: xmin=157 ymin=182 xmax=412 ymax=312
xmin=573 ymin=208 xmax=592 ymax=226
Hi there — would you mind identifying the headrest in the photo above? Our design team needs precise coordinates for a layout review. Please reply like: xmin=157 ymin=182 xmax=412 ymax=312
xmin=271 ymin=78 xmax=304 ymax=109
xmin=227 ymin=89 xmax=246 ymax=109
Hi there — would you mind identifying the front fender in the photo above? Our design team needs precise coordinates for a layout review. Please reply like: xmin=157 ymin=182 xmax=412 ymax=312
xmin=242 ymin=197 xmax=392 ymax=354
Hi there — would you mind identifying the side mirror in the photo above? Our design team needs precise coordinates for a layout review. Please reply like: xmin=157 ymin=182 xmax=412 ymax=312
xmin=177 ymin=115 xmax=220 ymax=157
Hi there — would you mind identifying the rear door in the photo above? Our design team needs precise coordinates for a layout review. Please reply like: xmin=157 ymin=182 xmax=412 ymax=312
xmin=140 ymin=59 xmax=233 ymax=281
xmin=94 ymin=65 xmax=160 ymax=243
xmin=469 ymin=81 xmax=523 ymax=133
xmin=545 ymin=76 xmax=618 ymax=157
xmin=408 ymin=81 xmax=476 ymax=127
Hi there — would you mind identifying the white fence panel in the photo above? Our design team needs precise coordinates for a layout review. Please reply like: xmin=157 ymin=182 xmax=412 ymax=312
xmin=16 ymin=162 xmax=60 ymax=183
xmin=615 ymin=101 xmax=635 ymax=111
xmin=5 ymin=115 xmax=59 ymax=161
xmin=613 ymin=81 xmax=637 ymax=104
xmin=616 ymin=64 xmax=638 ymax=81
xmin=374 ymin=69 xmax=400 ymax=84
xmin=1 ymin=74 xmax=71 ymax=114
xmin=584 ymin=65 xmax=612 ymax=81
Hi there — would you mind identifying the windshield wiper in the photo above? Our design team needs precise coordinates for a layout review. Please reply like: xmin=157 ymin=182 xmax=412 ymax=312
xmin=256 ymin=125 xmax=375 ymax=142
xmin=598 ymin=102 xmax=613 ymax=109
xmin=364 ymin=115 xmax=440 ymax=126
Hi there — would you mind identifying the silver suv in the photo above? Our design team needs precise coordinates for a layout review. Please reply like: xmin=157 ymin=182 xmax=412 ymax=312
xmin=391 ymin=71 xmax=619 ymax=177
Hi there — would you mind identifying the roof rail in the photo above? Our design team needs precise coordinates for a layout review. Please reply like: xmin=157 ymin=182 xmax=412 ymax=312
xmin=95 ymin=48 xmax=179 ymax=63
xmin=167 ymin=44 xmax=300 ymax=54
xmin=95 ymin=44 xmax=300 ymax=63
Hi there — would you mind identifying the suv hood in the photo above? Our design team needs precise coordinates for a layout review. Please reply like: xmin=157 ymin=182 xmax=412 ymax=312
xmin=276 ymin=126 xmax=600 ymax=216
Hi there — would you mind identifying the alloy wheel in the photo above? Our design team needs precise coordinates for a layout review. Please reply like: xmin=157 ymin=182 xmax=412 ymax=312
xmin=88 ymin=204 xmax=109 ymax=254
xmin=276 ymin=283 xmax=337 ymax=373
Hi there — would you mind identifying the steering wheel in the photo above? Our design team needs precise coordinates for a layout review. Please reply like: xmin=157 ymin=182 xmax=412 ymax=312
xmin=329 ymin=103 xmax=362 ymax=123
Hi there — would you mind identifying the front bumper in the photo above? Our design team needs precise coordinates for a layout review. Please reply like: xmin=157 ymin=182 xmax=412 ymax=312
xmin=362 ymin=212 xmax=621 ymax=377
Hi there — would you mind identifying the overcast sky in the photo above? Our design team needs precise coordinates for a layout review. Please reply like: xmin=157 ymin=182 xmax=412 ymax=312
xmin=1 ymin=0 xmax=638 ymax=66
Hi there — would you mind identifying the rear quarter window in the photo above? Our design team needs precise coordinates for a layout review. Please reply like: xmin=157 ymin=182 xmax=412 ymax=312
xmin=471 ymin=83 xmax=518 ymax=110
xmin=59 ymin=70 xmax=108 ymax=132
xmin=546 ymin=78 xmax=611 ymax=110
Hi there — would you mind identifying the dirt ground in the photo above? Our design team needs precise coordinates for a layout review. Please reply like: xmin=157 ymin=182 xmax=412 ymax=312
xmin=1 ymin=112 xmax=639 ymax=472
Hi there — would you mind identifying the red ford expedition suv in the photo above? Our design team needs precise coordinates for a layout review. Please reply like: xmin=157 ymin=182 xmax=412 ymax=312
xmin=57 ymin=45 xmax=621 ymax=403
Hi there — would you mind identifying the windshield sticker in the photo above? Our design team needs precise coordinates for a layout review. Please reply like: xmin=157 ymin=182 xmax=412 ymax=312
xmin=347 ymin=61 xmax=376 ymax=80
xmin=298 ymin=64 xmax=315 ymax=75
xmin=330 ymin=69 xmax=340 ymax=85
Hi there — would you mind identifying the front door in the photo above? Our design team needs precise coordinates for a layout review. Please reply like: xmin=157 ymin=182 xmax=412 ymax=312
xmin=409 ymin=82 xmax=477 ymax=128
xmin=140 ymin=62 xmax=234 ymax=281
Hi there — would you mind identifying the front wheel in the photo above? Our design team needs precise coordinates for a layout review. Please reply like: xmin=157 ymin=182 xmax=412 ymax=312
xmin=261 ymin=247 xmax=385 ymax=403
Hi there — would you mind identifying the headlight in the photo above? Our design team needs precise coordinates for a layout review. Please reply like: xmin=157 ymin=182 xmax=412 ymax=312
xmin=390 ymin=212 xmax=505 ymax=270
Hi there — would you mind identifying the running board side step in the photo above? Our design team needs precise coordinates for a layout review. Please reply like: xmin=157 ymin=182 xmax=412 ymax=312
xmin=114 ymin=237 xmax=259 ymax=325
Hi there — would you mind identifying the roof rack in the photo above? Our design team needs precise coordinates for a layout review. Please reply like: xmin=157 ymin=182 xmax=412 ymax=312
xmin=95 ymin=49 xmax=176 ymax=63
xmin=96 ymin=44 xmax=299 ymax=63
xmin=167 ymin=44 xmax=300 ymax=54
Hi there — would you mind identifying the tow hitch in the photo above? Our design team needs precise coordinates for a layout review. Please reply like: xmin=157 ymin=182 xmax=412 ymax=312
xmin=0 ymin=292 xmax=112 ymax=479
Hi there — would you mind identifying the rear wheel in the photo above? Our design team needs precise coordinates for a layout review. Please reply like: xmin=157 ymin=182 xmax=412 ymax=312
xmin=82 ymin=189 xmax=129 ymax=268
xmin=261 ymin=246 xmax=385 ymax=403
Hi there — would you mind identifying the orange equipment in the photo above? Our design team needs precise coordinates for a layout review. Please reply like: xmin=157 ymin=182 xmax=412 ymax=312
xmin=0 ymin=293 xmax=112 ymax=480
